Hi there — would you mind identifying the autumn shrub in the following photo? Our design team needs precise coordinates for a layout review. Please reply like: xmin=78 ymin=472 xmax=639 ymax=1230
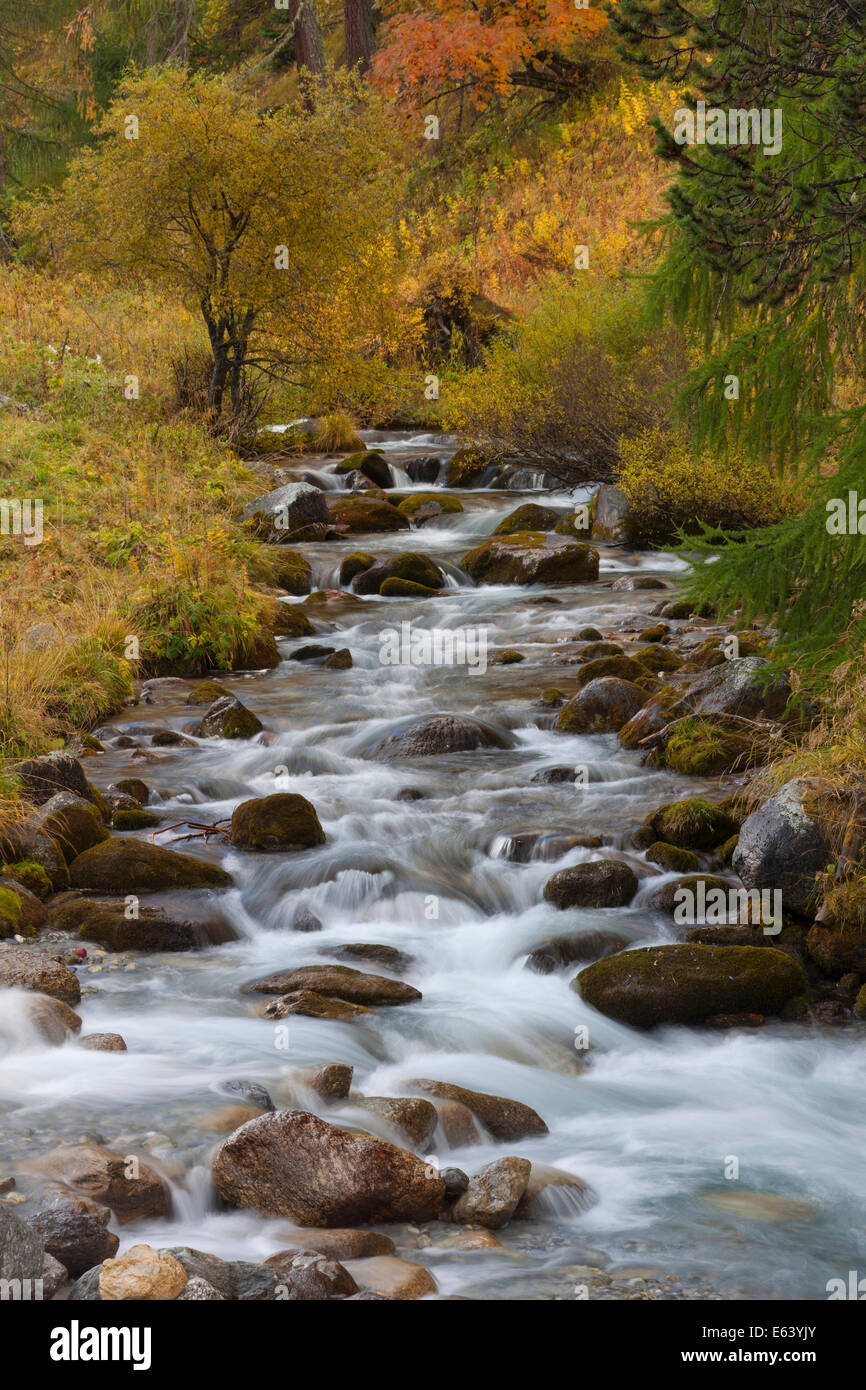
xmin=442 ymin=278 xmax=682 ymax=483
xmin=617 ymin=426 xmax=794 ymax=544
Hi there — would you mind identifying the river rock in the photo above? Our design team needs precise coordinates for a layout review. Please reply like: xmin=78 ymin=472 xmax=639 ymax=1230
xmin=177 ymin=1276 xmax=228 ymax=1300
xmin=372 ymin=713 xmax=515 ymax=761
xmin=341 ymin=1255 xmax=438 ymax=1300
xmin=245 ymin=964 xmax=420 ymax=1007
xmin=14 ymin=751 xmax=93 ymax=806
xmin=328 ymin=498 xmax=410 ymax=534
xmin=27 ymin=1145 xmax=172 ymax=1224
xmin=295 ymin=1063 xmax=353 ymax=1101
xmin=407 ymin=1079 xmax=548 ymax=1141
xmin=99 ymin=1244 xmax=188 ymax=1301
xmin=19 ymin=992 xmax=82 ymax=1044
xmin=37 ymin=793 xmax=110 ymax=863
xmin=556 ymin=678 xmax=648 ymax=733
xmin=0 ymin=817 xmax=70 ymax=892
xmin=356 ymin=1097 xmax=438 ymax=1149
xmin=644 ymin=874 xmax=731 ymax=916
xmin=688 ymin=656 xmax=791 ymax=721
xmin=732 ymin=779 xmax=828 ymax=915
xmin=452 ymin=1156 xmax=531 ymax=1228
xmin=190 ymin=695 xmax=263 ymax=740
xmin=525 ymin=931 xmax=629 ymax=974
xmin=263 ymin=990 xmax=370 ymax=1020
xmin=805 ymin=924 xmax=866 ymax=976
xmin=78 ymin=1033 xmax=127 ymax=1052
xmin=46 ymin=894 xmax=225 ymax=952
xmin=268 ymin=1229 xmax=396 ymax=1260
xmin=513 ymin=1162 xmax=595 ymax=1218
xmin=493 ymin=503 xmax=561 ymax=536
xmin=0 ymin=944 xmax=80 ymax=1005
xmin=29 ymin=1208 xmax=119 ymax=1278
xmin=241 ymin=481 xmax=330 ymax=533
xmin=573 ymin=654 xmax=650 ymax=689
xmin=264 ymin=1249 xmax=358 ymax=1299
xmin=461 ymin=534 xmax=599 ymax=585
xmin=42 ymin=1251 xmax=69 ymax=1298
xmin=335 ymin=943 xmax=415 ymax=971
xmin=0 ymin=1205 xmax=44 ymax=1284
xmin=229 ymin=793 xmax=325 ymax=852
xmin=353 ymin=551 xmax=445 ymax=595
xmin=68 ymin=838 xmax=230 ymax=892
xmin=211 ymin=1109 xmax=446 ymax=1225
xmin=0 ymin=877 xmax=47 ymax=934
xmin=646 ymin=796 xmax=738 ymax=851
xmin=432 ymin=1098 xmax=484 ymax=1147
xmin=405 ymin=456 xmax=442 ymax=484
xmin=543 ymin=860 xmax=638 ymax=910
xmin=575 ymin=944 xmax=805 ymax=1028
xmin=167 ymin=1247 xmax=276 ymax=1300
xmin=590 ymin=484 xmax=637 ymax=544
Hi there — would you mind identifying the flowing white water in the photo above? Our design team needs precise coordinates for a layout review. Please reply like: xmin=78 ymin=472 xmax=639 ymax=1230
xmin=2 ymin=435 xmax=863 ymax=1300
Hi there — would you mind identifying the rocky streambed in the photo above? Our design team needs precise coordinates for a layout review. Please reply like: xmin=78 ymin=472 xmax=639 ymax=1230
xmin=0 ymin=431 xmax=864 ymax=1303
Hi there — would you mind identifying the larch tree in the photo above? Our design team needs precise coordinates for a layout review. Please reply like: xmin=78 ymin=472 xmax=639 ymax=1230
xmin=344 ymin=0 xmax=377 ymax=74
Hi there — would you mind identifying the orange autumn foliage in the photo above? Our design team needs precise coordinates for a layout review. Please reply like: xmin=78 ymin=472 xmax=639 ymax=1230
xmin=372 ymin=0 xmax=609 ymax=110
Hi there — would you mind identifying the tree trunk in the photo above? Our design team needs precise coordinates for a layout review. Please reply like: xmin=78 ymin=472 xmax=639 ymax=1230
xmin=289 ymin=0 xmax=325 ymax=76
xmin=344 ymin=0 xmax=375 ymax=74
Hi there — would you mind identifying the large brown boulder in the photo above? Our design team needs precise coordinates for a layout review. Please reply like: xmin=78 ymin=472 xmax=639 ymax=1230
xmin=372 ymin=714 xmax=515 ymax=761
xmin=543 ymin=860 xmax=638 ymax=910
xmin=0 ymin=944 xmax=80 ymax=1005
xmin=211 ymin=1109 xmax=445 ymax=1226
xmin=452 ymin=1157 xmax=531 ymax=1229
xmin=26 ymin=1145 xmax=172 ymax=1224
xmin=406 ymin=1079 xmax=548 ymax=1141
xmin=229 ymin=794 xmax=325 ymax=852
xmin=556 ymin=678 xmax=648 ymax=733
xmin=575 ymin=944 xmax=805 ymax=1028
xmin=352 ymin=552 xmax=444 ymax=595
xmin=244 ymin=964 xmax=420 ymax=1007
xmin=30 ymin=1208 xmax=119 ymax=1278
xmin=328 ymin=498 xmax=410 ymax=534
xmin=461 ymin=534 xmax=599 ymax=586
xmin=69 ymin=838 xmax=230 ymax=892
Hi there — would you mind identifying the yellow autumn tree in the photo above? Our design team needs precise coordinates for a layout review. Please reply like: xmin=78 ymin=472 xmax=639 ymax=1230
xmin=18 ymin=65 xmax=403 ymax=421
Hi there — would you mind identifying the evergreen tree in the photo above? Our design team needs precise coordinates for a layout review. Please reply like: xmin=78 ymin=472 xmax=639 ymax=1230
xmin=608 ymin=1 xmax=866 ymax=684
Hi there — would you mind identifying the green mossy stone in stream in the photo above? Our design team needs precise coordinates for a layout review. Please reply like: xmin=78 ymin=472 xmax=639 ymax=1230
xmin=334 ymin=451 xmax=392 ymax=488
xmin=635 ymin=644 xmax=682 ymax=675
xmin=113 ymin=778 xmax=149 ymax=804
xmin=339 ymin=552 xmax=376 ymax=586
xmin=658 ymin=717 xmax=765 ymax=777
xmin=0 ymin=886 xmax=23 ymax=938
xmin=39 ymin=795 xmax=110 ymax=863
xmin=269 ymin=604 xmax=316 ymax=638
xmin=573 ymin=654 xmax=651 ymax=690
xmin=576 ymin=627 xmax=603 ymax=641
xmin=717 ymin=834 xmax=739 ymax=866
xmin=646 ymin=842 xmax=700 ymax=873
xmin=69 ymin=838 xmax=231 ymax=892
xmin=444 ymin=446 xmax=495 ymax=488
xmin=544 ymin=859 xmax=638 ymax=910
xmin=854 ymin=985 xmax=866 ymax=1020
xmin=185 ymin=680 xmax=231 ymax=706
xmin=556 ymin=678 xmax=649 ymax=733
xmin=378 ymin=578 xmax=439 ymax=598
xmin=86 ymin=783 xmax=112 ymax=824
xmin=328 ymin=498 xmax=410 ymax=534
xmin=493 ymin=503 xmax=560 ymax=536
xmin=540 ymin=688 xmax=566 ymax=707
xmin=192 ymin=696 xmax=264 ymax=740
xmin=461 ymin=533 xmax=599 ymax=586
xmin=638 ymin=624 xmax=669 ymax=643
xmin=268 ymin=549 xmax=313 ymax=596
xmin=230 ymin=793 xmax=326 ymax=853
xmin=111 ymin=808 xmax=161 ymax=831
xmin=354 ymin=551 xmax=445 ymax=595
xmin=492 ymin=648 xmax=525 ymax=664
xmin=647 ymin=797 xmax=738 ymax=851
xmin=322 ymin=648 xmax=353 ymax=669
xmin=579 ymin=642 xmax=624 ymax=659
xmin=554 ymin=512 xmax=592 ymax=537
xmin=575 ymin=944 xmax=805 ymax=1028
xmin=1 ymin=859 xmax=52 ymax=900
xmin=397 ymin=493 xmax=463 ymax=517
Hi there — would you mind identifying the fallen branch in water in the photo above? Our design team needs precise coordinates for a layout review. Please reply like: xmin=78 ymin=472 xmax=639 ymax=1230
xmin=151 ymin=819 xmax=231 ymax=845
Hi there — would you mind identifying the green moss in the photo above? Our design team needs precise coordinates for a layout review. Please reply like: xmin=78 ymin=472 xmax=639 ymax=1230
xmin=397 ymin=493 xmax=463 ymax=516
xmin=574 ymin=654 xmax=651 ymax=689
xmin=646 ymin=841 xmax=700 ymax=873
xmin=717 ymin=833 xmax=739 ymax=866
xmin=661 ymin=717 xmax=758 ymax=776
xmin=0 ymin=885 xmax=23 ymax=938
xmin=444 ymin=446 xmax=494 ymax=487
xmin=638 ymin=624 xmax=669 ymax=643
xmin=493 ymin=503 xmax=559 ymax=535
xmin=651 ymin=797 xmax=738 ymax=850
xmin=186 ymin=679 xmax=231 ymax=705
xmin=378 ymin=577 xmax=439 ymax=597
xmin=1 ymin=859 xmax=51 ymax=899
xmin=112 ymin=808 xmax=161 ymax=830
xmin=339 ymin=551 xmax=376 ymax=585
xmin=328 ymin=498 xmax=409 ymax=533
xmin=635 ymin=644 xmax=682 ymax=674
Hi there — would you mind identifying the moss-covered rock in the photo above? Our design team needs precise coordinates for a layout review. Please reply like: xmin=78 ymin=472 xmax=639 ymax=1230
xmin=444 ymin=446 xmax=496 ymax=488
xmin=14 ymin=751 xmax=94 ymax=806
xmin=334 ymin=450 xmax=393 ymax=489
xmin=578 ymin=641 xmax=624 ymax=660
xmin=397 ymin=493 xmax=463 ymax=518
xmin=648 ymin=797 xmax=738 ymax=851
xmin=328 ymin=498 xmax=410 ymax=534
xmin=0 ymin=885 xmax=23 ymax=938
xmin=185 ymin=680 xmax=231 ymax=706
xmin=191 ymin=696 xmax=263 ymax=740
xmin=0 ymin=876 xmax=46 ymax=935
xmin=268 ymin=549 xmax=312 ymax=596
xmin=554 ymin=511 xmax=592 ymax=537
xmin=47 ymin=895 xmax=220 ymax=952
xmin=38 ymin=794 xmax=110 ymax=864
xmin=353 ymin=551 xmax=445 ymax=595
xmin=378 ymin=577 xmax=439 ymax=598
xmin=493 ymin=503 xmax=561 ymax=536
xmin=1 ymin=858 xmax=52 ymax=899
xmin=112 ymin=808 xmax=161 ymax=831
xmin=339 ymin=551 xmax=377 ymax=586
xmin=635 ymin=644 xmax=682 ymax=675
xmin=322 ymin=648 xmax=353 ymax=669
xmin=111 ymin=778 xmax=150 ymax=804
xmin=638 ymin=624 xmax=669 ymax=643
xmin=573 ymin=655 xmax=653 ymax=692
xmin=556 ymin=678 xmax=649 ymax=734
xmin=230 ymin=794 xmax=325 ymax=852
xmin=575 ymin=943 xmax=805 ymax=1028
xmin=543 ymin=860 xmax=638 ymax=910
xmin=267 ymin=602 xmax=316 ymax=638
xmin=461 ymin=534 xmax=599 ymax=586
xmin=646 ymin=842 xmax=700 ymax=873
xmin=644 ymin=873 xmax=731 ymax=914
xmin=69 ymin=838 xmax=231 ymax=892
xmin=655 ymin=716 xmax=767 ymax=776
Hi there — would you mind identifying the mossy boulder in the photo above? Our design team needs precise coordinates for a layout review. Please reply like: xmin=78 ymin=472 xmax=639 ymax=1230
xmin=230 ymin=794 xmax=325 ymax=852
xmin=46 ymin=896 xmax=222 ymax=952
xmin=493 ymin=504 xmax=561 ymax=536
xmin=618 ymin=688 xmax=687 ymax=750
xmin=806 ymin=924 xmax=866 ymax=977
xmin=543 ymin=860 xmax=639 ymax=910
xmin=578 ymin=641 xmax=624 ymax=659
xmin=339 ymin=552 xmax=376 ymax=586
xmin=648 ymin=798 xmax=738 ymax=851
xmin=0 ymin=876 xmax=47 ymax=935
xmin=353 ymin=551 xmax=445 ymax=596
xmin=328 ymin=498 xmax=410 ymax=534
xmin=334 ymin=450 xmax=393 ymax=489
xmin=1 ymin=858 xmax=53 ymax=899
xmin=379 ymin=578 xmax=440 ymax=597
xmin=655 ymin=716 xmax=767 ymax=777
xmin=0 ymin=885 xmax=23 ymax=938
xmin=323 ymin=648 xmax=353 ymax=670
xmin=635 ymin=644 xmax=682 ymax=675
xmin=573 ymin=654 xmax=651 ymax=690
xmin=268 ymin=603 xmax=316 ymax=638
xmin=589 ymin=485 xmax=645 ymax=546
xmin=185 ymin=680 xmax=230 ymax=706
xmin=191 ymin=696 xmax=263 ymax=740
xmin=38 ymin=794 xmax=110 ymax=864
xmin=396 ymin=493 xmax=463 ymax=518
xmin=110 ymin=778 xmax=150 ymax=804
xmin=556 ymin=678 xmax=648 ymax=734
xmin=112 ymin=808 xmax=161 ymax=831
xmin=554 ymin=511 xmax=592 ymax=537
xmin=69 ymin=839 xmax=231 ymax=892
xmin=15 ymin=751 xmax=94 ymax=807
xmin=645 ymin=842 xmax=700 ymax=874
xmin=372 ymin=714 xmax=515 ymax=761
xmin=444 ymin=446 xmax=496 ymax=488
xmin=269 ymin=550 xmax=312 ymax=596
xmin=644 ymin=873 xmax=731 ymax=914
xmin=575 ymin=943 xmax=805 ymax=1028
xmin=461 ymin=534 xmax=599 ymax=586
